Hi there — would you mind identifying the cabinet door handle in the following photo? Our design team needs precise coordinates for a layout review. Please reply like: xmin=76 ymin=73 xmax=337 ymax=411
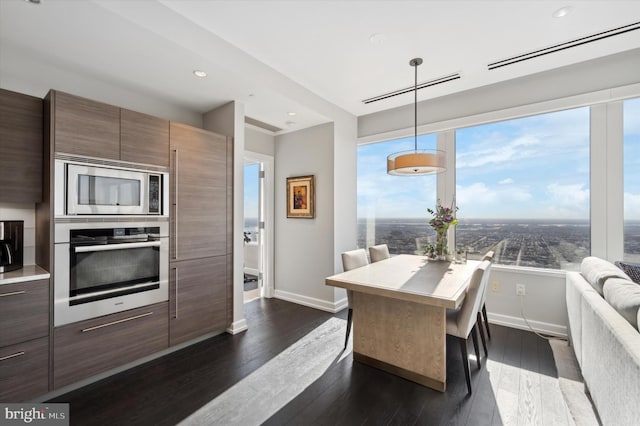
xmin=173 ymin=149 xmax=179 ymax=260
xmin=0 ymin=351 xmax=25 ymax=362
xmin=0 ymin=290 xmax=26 ymax=298
xmin=81 ymin=312 xmax=153 ymax=333
xmin=174 ymin=267 xmax=179 ymax=319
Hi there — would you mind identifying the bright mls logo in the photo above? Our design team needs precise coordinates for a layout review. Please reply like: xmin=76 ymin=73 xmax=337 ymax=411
xmin=1 ymin=404 xmax=68 ymax=425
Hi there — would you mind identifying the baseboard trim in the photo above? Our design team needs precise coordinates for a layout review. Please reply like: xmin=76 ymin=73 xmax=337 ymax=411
xmin=226 ymin=318 xmax=248 ymax=334
xmin=274 ymin=289 xmax=346 ymax=313
xmin=488 ymin=312 xmax=567 ymax=337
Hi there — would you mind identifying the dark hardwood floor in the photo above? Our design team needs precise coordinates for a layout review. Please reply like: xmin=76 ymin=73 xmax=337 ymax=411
xmin=49 ymin=298 xmax=569 ymax=425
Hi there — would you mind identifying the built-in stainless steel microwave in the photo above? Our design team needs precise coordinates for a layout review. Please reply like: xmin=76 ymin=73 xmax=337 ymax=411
xmin=55 ymin=159 xmax=169 ymax=217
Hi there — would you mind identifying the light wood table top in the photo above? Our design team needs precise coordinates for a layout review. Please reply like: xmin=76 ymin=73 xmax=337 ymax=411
xmin=326 ymin=255 xmax=479 ymax=309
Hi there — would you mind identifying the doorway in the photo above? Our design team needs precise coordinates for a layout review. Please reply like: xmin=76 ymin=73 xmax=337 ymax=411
xmin=243 ymin=152 xmax=274 ymax=302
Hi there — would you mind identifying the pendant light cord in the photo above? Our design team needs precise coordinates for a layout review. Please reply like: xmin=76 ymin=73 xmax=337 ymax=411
xmin=414 ymin=61 xmax=418 ymax=152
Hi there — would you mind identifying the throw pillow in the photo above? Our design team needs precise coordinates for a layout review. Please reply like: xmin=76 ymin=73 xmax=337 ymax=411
xmin=614 ymin=261 xmax=640 ymax=284
xmin=580 ymin=256 xmax=631 ymax=296
xmin=603 ymin=278 xmax=640 ymax=330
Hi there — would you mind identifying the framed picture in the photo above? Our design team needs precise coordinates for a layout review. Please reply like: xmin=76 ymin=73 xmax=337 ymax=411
xmin=287 ymin=175 xmax=315 ymax=218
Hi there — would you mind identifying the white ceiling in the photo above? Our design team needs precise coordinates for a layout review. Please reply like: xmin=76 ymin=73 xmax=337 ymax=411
xmin=1 ymin=0 xmax=639 ymax=134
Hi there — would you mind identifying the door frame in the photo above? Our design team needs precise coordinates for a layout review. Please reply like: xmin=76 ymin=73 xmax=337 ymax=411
xmin=244 ymin=150 xmax=274 ymax=298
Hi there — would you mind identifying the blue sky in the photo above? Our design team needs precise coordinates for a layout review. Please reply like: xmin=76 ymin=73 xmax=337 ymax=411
xmin=358 ymin=99 xmax=640 ymax=220
xmin=244 ymin=163 xmax=260 ymax=220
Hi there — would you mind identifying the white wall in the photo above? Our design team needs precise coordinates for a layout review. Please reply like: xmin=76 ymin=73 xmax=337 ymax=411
xmin=274 ymin=123 xmax=338 ymax=311
xmin=330 ymin=115 xmax=358 ymax=306
xmin=487 ymin=268 xmax=567 ymax=336
xmin=245 ymin=126 xmax=275 ymax=157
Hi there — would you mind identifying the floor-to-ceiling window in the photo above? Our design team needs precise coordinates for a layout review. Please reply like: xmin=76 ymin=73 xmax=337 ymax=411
xmin=624 ymin=97 xmax=640 ymax=262
xmin=455 ymin=107 xmax=591 ymax=270
xmin=357 ymin=134 xmax=437 ymax=254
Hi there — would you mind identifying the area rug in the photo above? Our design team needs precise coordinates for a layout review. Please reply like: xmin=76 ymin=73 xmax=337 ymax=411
xmin=548 ymin=339 xmax=601 ymax=426
xmin=180 ymin=317 xmax=346 ymax=426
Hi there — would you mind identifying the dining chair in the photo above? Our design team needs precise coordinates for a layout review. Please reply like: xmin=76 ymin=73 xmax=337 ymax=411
xmin=368 ymin=244 xmax=390 ymax=263
xmin=340 ymin=249 xmax=369 ymax=349
xmin=446 ymin=259 xmax=491 ymax=394
xmin=478 ymin=250 xmax=495 ymax=343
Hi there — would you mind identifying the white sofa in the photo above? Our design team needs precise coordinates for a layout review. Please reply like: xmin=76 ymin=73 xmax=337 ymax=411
xmin=566 ymin=257 xmax=640 ymax=426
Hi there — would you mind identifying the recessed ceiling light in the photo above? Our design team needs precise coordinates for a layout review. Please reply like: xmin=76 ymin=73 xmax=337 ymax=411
xmin=369 ymin=33 xmax=386 ymax=45
xmin=287 ymin=112 xmax=297 ymax=116
xmin=24 ymin=0 xmax=41 ymax=4
xmin=285 ymin=121 xmax=296 ymax=126
xmin=193 ymin=70 xmax=207 ymax=78
xmin=552 ymin=6 xmax=573 ymax=18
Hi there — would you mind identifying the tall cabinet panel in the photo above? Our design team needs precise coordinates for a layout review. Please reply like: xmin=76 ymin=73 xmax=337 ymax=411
xmin=169 ymin=122 xmax=231 ymax=345
xmin=0 ymin=89 xmax=43 ymax=203
xmin=169 ymin=122 xmax=227 ymax=261
xmin=52 ymin=91 xmax=120 ymax=159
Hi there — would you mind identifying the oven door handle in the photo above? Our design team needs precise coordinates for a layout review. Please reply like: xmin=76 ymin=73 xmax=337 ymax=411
xmin=74 ymin=241 xmax=161 ymax=253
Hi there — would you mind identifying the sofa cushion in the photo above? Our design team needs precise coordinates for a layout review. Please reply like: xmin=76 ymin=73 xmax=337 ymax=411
xmin=603 ymin=278 xmax=640 ymax=330
xmin=615 ymin=260 xmax=640 ymax=284
xmin=580 ymin=256 xmax=631 ymax=296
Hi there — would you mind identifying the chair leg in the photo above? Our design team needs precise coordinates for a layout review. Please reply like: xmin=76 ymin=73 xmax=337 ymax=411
xmin=344 ymin=308 xmax=353 ymax=349
xmin=458 ymin=337 xmax=472 ymax=394
xmin=477 ymin=312 xmax=488 ymax=358
xmin=482 ymin=304 xmax=491 ymax=340
xmin=470 ymin=325 xmax=481 ymax=370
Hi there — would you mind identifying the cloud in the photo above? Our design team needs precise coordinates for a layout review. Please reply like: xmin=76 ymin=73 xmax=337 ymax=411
xmin=498 ymin=178 xmax=514 ymax=185
xmin=624 ymin=192 xmax=640 ymax=220
xmin=543 ymin=183 xmax=589 ymax=218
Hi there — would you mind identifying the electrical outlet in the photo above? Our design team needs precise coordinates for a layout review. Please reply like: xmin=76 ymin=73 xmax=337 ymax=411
xmin=491 ymin=281 xmax=500 ymax=293
xmin=516 ymin=283 xmax=526 ymax=296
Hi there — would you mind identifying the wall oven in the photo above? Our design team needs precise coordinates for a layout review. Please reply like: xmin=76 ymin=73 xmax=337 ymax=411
xmin=54 ymin=221 xmax=168 ymax=326
xmin=55 ymin=158 xmax=169 ymax=217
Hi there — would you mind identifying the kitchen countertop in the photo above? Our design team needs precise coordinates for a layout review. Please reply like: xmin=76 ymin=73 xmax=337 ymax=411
xmin=0 ymin=265 xmax=50 ymax=285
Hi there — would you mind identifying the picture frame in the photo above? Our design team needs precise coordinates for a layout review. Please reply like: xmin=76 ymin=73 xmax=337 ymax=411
xmin=286 ymin=175 xmax=315 ymax=218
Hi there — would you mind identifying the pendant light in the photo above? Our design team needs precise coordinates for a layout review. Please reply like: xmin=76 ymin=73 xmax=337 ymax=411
xmin=387 ymin=58 xmax=446 ymax=175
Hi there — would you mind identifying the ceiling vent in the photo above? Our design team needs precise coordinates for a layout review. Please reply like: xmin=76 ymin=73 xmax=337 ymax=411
xmin=362 ymin=72 xmax=461 ymax=104
xmin=488 ymin=21 xmax=640 ymax=70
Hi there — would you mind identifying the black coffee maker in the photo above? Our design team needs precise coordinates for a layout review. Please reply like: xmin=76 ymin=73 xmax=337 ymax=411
xmin=0 ymin=220 xmax=23 ymax=273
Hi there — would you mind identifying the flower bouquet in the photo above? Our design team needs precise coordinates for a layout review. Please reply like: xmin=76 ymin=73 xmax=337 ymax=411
xmin=426 ymin=200 xmax=458 ymax=259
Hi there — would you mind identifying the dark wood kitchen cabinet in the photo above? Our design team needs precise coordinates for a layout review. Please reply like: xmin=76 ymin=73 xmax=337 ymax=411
xmin=0 ymin=88 xmax=43 ymax=203
xmin=0 ymin=278 xmax=50 ymax=402
xmin=0 ymin=279 xmax=49 ymax=348
xmin=168 ymin=122 xmax=231 ymax=345
xmin=53 ymin=302 xmax=168 ymax=389
xmin=169 ymin=256 xmax=228 ymax=346
xmin=49 ymin=90 xmax=169 ymax=166
xmin=0 ymin=337 xmax=49 ymax=402
xmin=169 ymin=122 xmax=228 ymax=261
xmin=51 ymin=90 xmax=120 ymax=159
xmin=121 ymin=109 xmax=169 ymax=167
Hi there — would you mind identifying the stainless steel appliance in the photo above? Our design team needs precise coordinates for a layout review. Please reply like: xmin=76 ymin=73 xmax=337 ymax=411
xmin=0 ymin=221 xmax=23 ymax=273
xmin=54 ymin=221 xmax=168 ymax=326
xmin=55 ymin=157 xmax=169 ymax=217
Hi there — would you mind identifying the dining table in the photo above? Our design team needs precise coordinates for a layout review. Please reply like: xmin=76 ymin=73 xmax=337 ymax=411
xmin=325 ymin=254 xmax=479 ymax=392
